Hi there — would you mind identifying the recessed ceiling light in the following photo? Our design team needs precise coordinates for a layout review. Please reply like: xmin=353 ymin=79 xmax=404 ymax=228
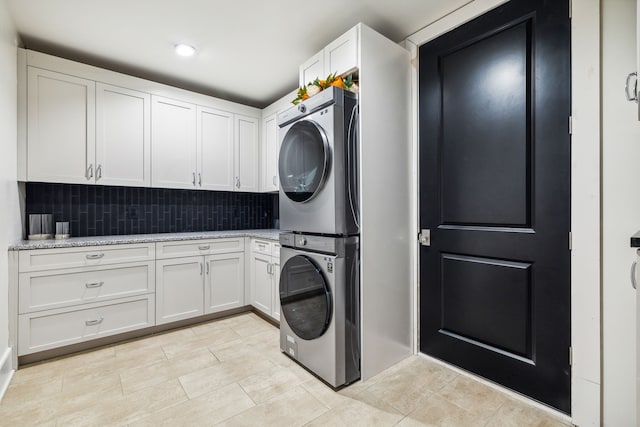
xmin=175 ymin=44 xmax=196 ymax=57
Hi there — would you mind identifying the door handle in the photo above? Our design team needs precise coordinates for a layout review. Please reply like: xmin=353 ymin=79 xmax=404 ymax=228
xmin=192 ymin=172 xmax=197 ymax=187
xmin=200 ymin=262 xmax=204 ymax=276
xmin=198 ymin=173 xmax=202 ymax=186
xmin=85 ymin=317 xmax=104 ymax=326
xmin=85 ymin=281 xmax=104 ymax=288
xmin=266 ymin=262 xmax=272 ymax=274
xmin=626 ymin=72 xmax=638 ymax=102
xmin=273 ymin=176 xmax=277 ymax=186
xmin=96 ymin=164 xmax=103 ymax=180
xmin=86 ymin=164 xmax=94 ymax=180
xmin=235 ymin=177 xmax=241 ymax=189
xmin=198 ymin=245 xmax=210 ymax=250
xmin=206 ymin=261 xmax=210 ymax=275
xmin=86 ymin=253 xmax=105 ymax=260
xmin=631 ymin=261 xmax=637 ymax=290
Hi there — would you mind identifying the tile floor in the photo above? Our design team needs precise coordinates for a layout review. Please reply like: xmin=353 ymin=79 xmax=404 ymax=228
xmin=0 ymin=313 xmax=572 ymax=426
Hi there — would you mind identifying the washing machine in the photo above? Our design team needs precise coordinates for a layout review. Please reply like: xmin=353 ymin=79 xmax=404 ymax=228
xmin=277 ymin=87 xmax=359 ymax=236
xmin=279 ymin=232 xmax=360 ymax=388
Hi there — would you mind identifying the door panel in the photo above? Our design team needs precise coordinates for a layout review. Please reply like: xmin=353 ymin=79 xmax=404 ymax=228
xmin=441 ymin=22 xmax=530 ymax=227
xmin=419 ymin=0 xmax=571 ymax=413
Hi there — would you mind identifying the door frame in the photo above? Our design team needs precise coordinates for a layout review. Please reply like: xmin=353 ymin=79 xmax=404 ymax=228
xmin=405 ymin=0 xmax=601 ymax=425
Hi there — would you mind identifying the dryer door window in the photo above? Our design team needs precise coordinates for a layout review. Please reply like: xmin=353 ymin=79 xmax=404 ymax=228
xmin=279 ymin=120 xmax=329 ymax=203
xmin=280 ymin=255 xmax=332 ymax=340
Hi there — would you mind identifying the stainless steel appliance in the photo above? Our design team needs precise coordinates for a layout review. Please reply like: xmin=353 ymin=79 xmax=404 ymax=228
xmin=277 ymin=87 xmax=359 ymax=236
xmin=279 ymin=232 xmax=360 ymax=388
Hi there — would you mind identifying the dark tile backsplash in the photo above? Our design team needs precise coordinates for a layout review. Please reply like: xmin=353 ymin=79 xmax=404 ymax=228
xmin=26 ymin=183 xmax=279 ymax=238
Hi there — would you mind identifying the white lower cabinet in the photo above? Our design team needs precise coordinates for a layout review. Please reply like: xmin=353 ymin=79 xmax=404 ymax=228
xmin=14 ymin=236 xmax=258 ymax=357
xmin=155 ymin=256 xmax=205 ymax=325
xmin=18 ymin=295 xmax=154 ymax=356
xmin=155 ymin=238 xmax=245 ymax=324
xmin=249 ymin=239 xmax=280 ymax=321
xmin=204 ymin=253 xmax=245 ymax=314
xmin=16 ymin=244 xmax=156 ymax=356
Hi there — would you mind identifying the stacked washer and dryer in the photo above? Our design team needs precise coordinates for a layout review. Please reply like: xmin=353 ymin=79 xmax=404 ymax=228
xmin=277 ymin=87 xmax=361 ymax=388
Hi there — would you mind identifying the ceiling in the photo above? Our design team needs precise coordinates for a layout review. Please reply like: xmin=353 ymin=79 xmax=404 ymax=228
xmin=5 ymin=0 xmax=472 ymax=108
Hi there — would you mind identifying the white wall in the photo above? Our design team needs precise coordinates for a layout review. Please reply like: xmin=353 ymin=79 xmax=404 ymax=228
xmin=601 ymin=0 xmax=639 ymax=425
xmin=0 ymin=0 xmax=22 ymax=396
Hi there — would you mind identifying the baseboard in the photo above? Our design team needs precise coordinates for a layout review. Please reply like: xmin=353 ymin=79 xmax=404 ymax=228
xmin=0 ymin=347 xmax=15 ymax=402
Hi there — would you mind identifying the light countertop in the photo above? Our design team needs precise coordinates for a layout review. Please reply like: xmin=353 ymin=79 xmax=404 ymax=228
xmin=10 ymin=229 xmax=280 ymax=250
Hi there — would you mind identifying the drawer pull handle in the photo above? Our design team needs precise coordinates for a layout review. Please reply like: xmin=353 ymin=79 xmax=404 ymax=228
xmin=85 ymin=281 xmax=104 ymax=289
xmin=198 ymin=245 xmax=210 ymax=250
xmin=86 ymin=253 xmax=105 ymax=260
xmin=85 ymin=317 xmax=104 ymax=326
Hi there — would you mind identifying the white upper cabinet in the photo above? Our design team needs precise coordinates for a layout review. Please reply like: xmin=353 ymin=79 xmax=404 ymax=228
xmin=151 ymin=95 xmax=198 ymax=189
xmin=96 ymin=83 xmax=150 ymax=187
xmin=235 ymin=115 xmax=260 ymax=192
xmin=27 ymin=67 xmax=95 ymax=184
xmin=299 ymin=26 xmax=359 ymax=86
xmin=324 ymin=27 xmax=359 ymax=78
xmin=261 ymin=113 xmax=278 ymax=192
xmin=299 ymin=50 xmax=325 ymax=87
xmin=198 ymin=106 xmax=234 ymax=191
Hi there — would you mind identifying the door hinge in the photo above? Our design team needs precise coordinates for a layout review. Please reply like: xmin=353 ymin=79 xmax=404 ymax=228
xmin=569 ymin=346 xmax=573 ymax=366
xmin=568 ymin=116 xmax=573 ymax=135
xmin=419 ymin=229 xmax=431 ymax=247
xmin=569 ymin=0 xmax=572 ymax=19
xmin=569 ymin=232 xmax=573 ymax=251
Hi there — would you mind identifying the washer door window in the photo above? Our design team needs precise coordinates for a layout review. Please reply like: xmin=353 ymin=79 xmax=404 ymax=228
xmin=279 ymin=120 xmax=329 ymax=203
xmin=280 ymin=255 xmax=332 ymax=340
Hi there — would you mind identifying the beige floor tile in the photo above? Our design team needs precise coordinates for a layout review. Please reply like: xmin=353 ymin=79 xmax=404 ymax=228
xmin=178 ymin=358 xmax=276 ymax=399
xmin=355 ymin=357 xmax=457 ymax=415
xmin=437 ymin=375 xmax=509 ymax=418
xmin=131 ymin=383 xmax=255 ymax=427
xmin=62 ymin=371 xmax=122 ymax=396
xmin=221 ymin=385 xmax=328 ymax=426
xmin=238 ymin=363 xmax=306 ymax=404
xmin=161 ymin=327 xmax=240 ymax=359
xmin=229 ymin=316 xmax=278 ymax=337
xmin=397 ymin=393 xmax=489 ymax=427
xmin=55 ymin=378 xmax=188 ymax=426
xmin=301 ymin=379 xmax=353 ymax=409
xmin=0 ymin=376 xmax=62 ymax=407
xmin=305 ymin=398 xmax=403 ymax=427
xmin=484 ymin=397 xmax=572 ymax=427
xmin=120 ymin=347 xmax=218 ymax=394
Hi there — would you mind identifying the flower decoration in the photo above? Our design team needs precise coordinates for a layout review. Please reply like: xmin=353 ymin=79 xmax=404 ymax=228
xmin=292 ymin=72 xmax=359 ymax=105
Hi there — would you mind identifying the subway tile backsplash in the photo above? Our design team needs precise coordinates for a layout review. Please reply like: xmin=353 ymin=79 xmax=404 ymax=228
xmin=25 ymin=183 xmax=278 ymax=238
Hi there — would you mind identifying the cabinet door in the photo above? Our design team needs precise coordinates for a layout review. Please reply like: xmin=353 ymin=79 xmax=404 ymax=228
xmin=156 ymin=256 xmax=203 ymax=325
xmin=324 ymin=26 xmax=359 ymax=77
xmin=27 ymin=67 xmax=95 ymax=184
xmin=198 ymin=106 xmax=234 ymax=191
xmin=151 ymin=96 xmax=197 ymax=189
xmin=272 ymin=256 xmax=280 ymax=321
xmin=261 ymin=114 xmax=278 ymax=192
xmin=234 ymin=115 xmax=260 ymax=192
xmin=250 ymin=252 xmax=272 ymax=315
xmin=96 ymin=83 xmax=150 ymax=187
xmin=204 ymin=253 xmax=244 ymax=314
xmin=300 ymin=50 xmax=324 ymax=87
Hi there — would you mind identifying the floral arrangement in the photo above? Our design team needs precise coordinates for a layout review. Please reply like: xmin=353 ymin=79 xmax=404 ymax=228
xmin=292 ymin=73 xmax=359 ymax=105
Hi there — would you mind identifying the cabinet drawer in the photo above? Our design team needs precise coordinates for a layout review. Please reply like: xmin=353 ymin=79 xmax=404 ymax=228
xmin=252 ymin=239 xmax=273 ymax=255
xmin=156 ymin=238 xmax=244 ymax=259
xmin=19 ymin=261 xmax=155 ymax=314
xmin=18 ymin=295 xmax=155 ymax=355
xmin=18 ymin=244 xmax=155 ymax=272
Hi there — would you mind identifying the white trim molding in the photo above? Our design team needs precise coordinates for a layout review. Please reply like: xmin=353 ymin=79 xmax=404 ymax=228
xmin=0 ymin=347 xmax=15 ymax=401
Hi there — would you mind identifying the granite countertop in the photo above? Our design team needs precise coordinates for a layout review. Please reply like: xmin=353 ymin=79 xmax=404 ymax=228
xmin=10 ymin=229 xmax=280 ymax=250
xmin=631 ymin=230 xmax=640 ymax=248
